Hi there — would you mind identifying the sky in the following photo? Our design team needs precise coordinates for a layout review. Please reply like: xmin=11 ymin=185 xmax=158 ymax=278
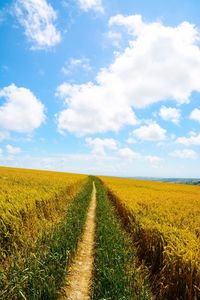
xmin=0 ymin=0 xmax=200 ymax=178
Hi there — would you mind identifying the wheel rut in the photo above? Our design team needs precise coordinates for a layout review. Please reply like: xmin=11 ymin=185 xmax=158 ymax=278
xmin=60 ymin=181 xmax=96 ymax=300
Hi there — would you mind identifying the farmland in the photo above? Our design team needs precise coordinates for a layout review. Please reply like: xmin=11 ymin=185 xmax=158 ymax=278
xmin=0 ymin=167 xmax=88 ymax=298
xmin=0 ymin=167 xmax=199 ymax=299
xmin=0 ymin=167 xmax=87 ymax=261
xmin=100 ymin=176 xmax=200 ymax=299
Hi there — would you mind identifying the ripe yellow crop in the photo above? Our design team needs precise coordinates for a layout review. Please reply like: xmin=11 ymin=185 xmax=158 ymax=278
xmin=101 ymin=176 xmax=200 ymax=299
xmin=0 ymin=166 xmax=87 ymax=263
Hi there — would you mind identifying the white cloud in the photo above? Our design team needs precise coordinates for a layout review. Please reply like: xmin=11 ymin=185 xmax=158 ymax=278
xmin=15 ymin=0 xmax=61 ymax=49
xmin=109 ymin=14 xmax=144 ymax=35
xmin=56 ymin=15 xmax=200 ymax=135
xmin=78 ymin=0 xmax=104 ymax=13
xmin=118 ymin=147 xmax=140 ymax=160
xmin=0 ymin=84 xmax=45 ymax=133
xmin=61 ymin=57 xmax=92 ymax=75
xmin=85 ymin=138 xmax=163 ymax=168
xmin=6 ymin=144 xmax=21 ymax=155
xmin=133 ymin=123 xmax=166 ymax=141
xmin=85 ymin=137 xmax=117 ymax=156
xmin=189 ymin=108 xmax=200 ymax=123
xmin=56 ymin=82 xmax=137 ymax=135
xmin=159 ymin=106 xmax=181 ymax=124
xmin=108 ymin=14 xmax=200 ymax=107
xmin=144 ymin=155 xmax=163 ymax=168
xmin=107 ymin=30 xmax=122 ymax=47
xmin=118 ymin=147 xmax=163 ymax=168
xmin=176 ymin=133 xmax=200 ymax=146
xmin=171 ymin=149 xmax=198 ymax=159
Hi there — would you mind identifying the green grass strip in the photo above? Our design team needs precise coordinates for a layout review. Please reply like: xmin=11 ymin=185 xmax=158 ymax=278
xmin=1 ymin=177 xmax=93 ymax=300
xmin=92 ymin=178 xmax=151 ymax=300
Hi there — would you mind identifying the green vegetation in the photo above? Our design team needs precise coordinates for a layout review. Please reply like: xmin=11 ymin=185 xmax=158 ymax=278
xmin=0 ymin=177 xmax=93 ymax=300
xmin=92 ymin=178 xmax=151 ymax=300
xmin=3 ymin=169 xmax=195 ymax=299
xmin=0 ymin=166 xmax=86 ymax=263
xmin=101 ymin=176 xmax=200 ymax=299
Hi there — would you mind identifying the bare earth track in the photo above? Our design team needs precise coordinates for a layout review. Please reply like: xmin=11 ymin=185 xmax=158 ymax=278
xmin=60 ymin=182 xmax=96 ymax=300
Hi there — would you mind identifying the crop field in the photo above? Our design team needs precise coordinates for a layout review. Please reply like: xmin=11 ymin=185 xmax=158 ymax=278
xmin=0 ymin=167 xmax=199 ymax=299
xmin=0 ymin=167 xmax=87 ymax=261
xmin=101 ymin=176 xmax=200 ymax=299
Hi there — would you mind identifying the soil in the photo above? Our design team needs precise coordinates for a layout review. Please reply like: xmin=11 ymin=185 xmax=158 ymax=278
xmin=60 ymin=182 xmax=96 ymax=300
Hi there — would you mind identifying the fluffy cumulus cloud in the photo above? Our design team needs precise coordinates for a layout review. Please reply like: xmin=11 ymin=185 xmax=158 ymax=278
xmin=159 ymin=106 xmax=181 ymax=124
xmin=78 ymin=0 xmax=104 ymax=13
xmin=118 ymin=147 xmax=162 ymax=167
xmin=108 ymin=14 xmax=200 ymax=106
xmin=6 ymin=144 xmax=21 ymax=155
xmin=85 ymin=137 xmax=117 ymax=156
xmin=190 ymin=108 xmax=200 ymax=123
xmin=133 ymin=123 xmax=166 ymax=141
xmin=0 ymin=84 xmax=45 ymax=133
xmin=56 ymin=15 xmax=200 ymax=135
xmin=56 ymin=83 xmax=137 ymax=135
xmin=176 ymin=132 xmax=200 ymax=146
xmin=15 ymin=0 xmax=61 ymax=49
xmin=171 ymin=149 xmax=198 ymax=159
xmin=85 ymin=139 xmax=163 ymax=168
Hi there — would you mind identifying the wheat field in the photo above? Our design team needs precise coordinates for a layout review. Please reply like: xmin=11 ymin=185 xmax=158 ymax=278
xmin=0 ymin=167 xmax=87 ymax=262
xmin=101 ymin=176 xmax=200 ymax=299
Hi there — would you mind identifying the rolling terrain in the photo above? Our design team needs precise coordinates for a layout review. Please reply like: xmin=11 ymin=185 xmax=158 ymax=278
xmin=0 ymin=167 xmax=199 ymax=299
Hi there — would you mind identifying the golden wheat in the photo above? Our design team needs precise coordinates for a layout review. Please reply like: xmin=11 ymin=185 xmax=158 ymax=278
xmin=101 ymin=176 xmax=200 ymax=299
xmin=0 ymin=166 xmax=87 ymax=262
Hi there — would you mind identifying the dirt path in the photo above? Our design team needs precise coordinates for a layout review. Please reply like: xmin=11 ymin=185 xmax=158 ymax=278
xmin=60 ymin=182 xmax=96 ymax=300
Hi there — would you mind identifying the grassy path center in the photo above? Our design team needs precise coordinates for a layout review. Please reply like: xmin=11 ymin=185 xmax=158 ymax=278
xmin=60 ymin=182 xmax=96 ymax=300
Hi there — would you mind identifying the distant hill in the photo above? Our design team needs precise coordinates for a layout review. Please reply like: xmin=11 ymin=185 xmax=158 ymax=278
xmin=132 ymin=177 xmax=200 ymax=185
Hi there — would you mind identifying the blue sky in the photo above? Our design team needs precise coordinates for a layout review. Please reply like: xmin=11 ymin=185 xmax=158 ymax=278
xmin=0 ymin=0 xmax=200 ymax=177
